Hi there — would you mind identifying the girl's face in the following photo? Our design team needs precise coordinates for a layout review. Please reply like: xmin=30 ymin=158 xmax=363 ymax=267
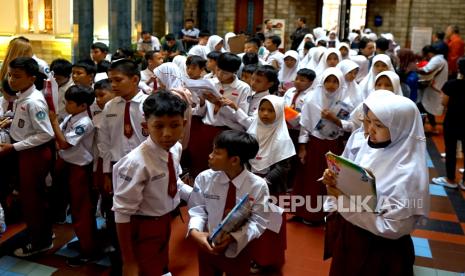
xmin=373 ymin=61 xmax=389 ymax=75
xmin=345 ymin=68 xmax=359 ymax=82
xmin=251 ymin=73 xmax=273 ymax=93
xmin=323 ymin=75 xmax=339 ymax=93
xmin=339 ymin=46 xmax=349 ymax=57
xmin=374 ymin=76 xmax=394 ymax=92
xmin=284 ymin=56 xmax=297 ymax=69
xmin=258 ymin=100 xmax=276 ymax=125
xmin=215 ymin=41 xmax=224 ymax=51
xmin=294 ymin=75 xmax=313 ymax=92
xmin=366 ymin=110 xmax=391 ymax=144
xmin=326 ymin=53 xmax=339 ymax=67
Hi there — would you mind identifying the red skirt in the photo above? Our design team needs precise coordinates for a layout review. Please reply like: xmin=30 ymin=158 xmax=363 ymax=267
xmin=328 ymin=213 xmax=415 ymax=276
xmin=292 ymin=136 xmax=344 ymax=223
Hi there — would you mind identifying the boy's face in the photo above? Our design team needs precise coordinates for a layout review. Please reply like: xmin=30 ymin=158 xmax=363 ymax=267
xmin=264 ymin=39 xmax=276 ymax=51
xmin=187 ymin=64 xmax=203 ymax=79
xmin=251 ymin=73 xmax=271 ymax=92
xmin=72 ymin=67 xmax=93 ymax=87
xmin=244 ymin=43 xmax=258 ymax=54
xmin=208 ymin=147 xmax=236 ymax=171
xmin=8 ymin=67 xmax=35 ymax=92
xmin=65 ymin=100 xmax=86 ymax=115
xmin=54 ymin=74 xmax=70 ymax=87
xmin=91 ymin=48 xmax=106 ymax=63
xmin=217 ymin=68 xmax=235 ymax=84
xmin=206 ymin=59 xmax=217 ymax=72
xmin=146 ymin=114 xmax=186 ymax=150
xmin=108 ymin=70 xmax=139 ymax=98
xmin=148 ymin=52 xmax=165 ymax=68
xmin=294 ymin=75 xmax=312 ymax=92
xmin=95 ymin=88 xmax=115 ymax=109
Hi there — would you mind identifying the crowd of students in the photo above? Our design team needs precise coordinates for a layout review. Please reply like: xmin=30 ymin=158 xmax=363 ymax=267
xmin=0 ymin=23 xmax=463 ymax=276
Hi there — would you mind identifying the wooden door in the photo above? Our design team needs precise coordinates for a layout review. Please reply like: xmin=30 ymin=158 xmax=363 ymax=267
xmin=235 ymin=0 xmax=264 ymax=34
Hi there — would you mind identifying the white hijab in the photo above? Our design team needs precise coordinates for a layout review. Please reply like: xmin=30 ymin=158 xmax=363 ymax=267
xmin=247 ymin=95 xmax=296 ymax=172
xmin=224 ymin=32 xmax=236 ymax=52
xmin=374 ymin=71 xmax=403 ymax=96
xmin=337 ymin=42 xmax=351 ymax=60
xmin=359 ymin=54 xmax=394 ymax=99
xmin=297 ymin=33 xmax=315 ymax=60
xmin=153 ymin=62 xmax=183 ymax=90
xmin=337 ymin=59 xmax=363 ymax=108
xmin=314 ymin=48 xmax=342 ymax=76
xmin=300 ymin=67 xmax=346 ymax=133
xmin=313 ymin=27 xmax=327 ymax=40
xmin=172 ymin=55 xmax=188 ymax=79
xmin=188 ymin=45 xmax=208 ymax=59
xmin=353 ymin=91 xmax=429 ymax=219
xmin=278 ymin=50 xmax=299 ymax=83
xmin=206 ymin=35 xmax=224 ymax=53
xmin=305 ymin=46 xmax=326 ymax=71
xmin=350 ymin=55 xmax=370 ymax=83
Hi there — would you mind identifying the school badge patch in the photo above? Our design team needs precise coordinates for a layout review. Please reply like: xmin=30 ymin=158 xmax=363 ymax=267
xmin=75 ymin=125 xmax=85 ymax=135
xmin=141 ymin=123 xmax=149 ymax=137
xmin=36 ymin=111 xmax=46 ymax=120
xmin=18 ymin=119 xmax=25 ymax=128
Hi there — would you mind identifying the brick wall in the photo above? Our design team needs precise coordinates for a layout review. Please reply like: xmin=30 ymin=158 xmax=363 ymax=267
xmin=152 ymin=0 xmax=165 ymax=37
xmin=184 ymin=0 xmax=199 ymax=22
xmin=216 ymin=0 xmax=236 ymax=36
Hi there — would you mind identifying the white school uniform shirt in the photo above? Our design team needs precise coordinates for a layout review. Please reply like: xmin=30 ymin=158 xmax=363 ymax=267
xmin=188 ymin=168 xmax=269 ymax=257
xmin=193 ymin=77 xmax=252 ymax=130
xmin=57 ymin=78 xmax=74 ymax=122
xmin=58 ymin=111 xmax=95 ymax=166
xmin=420 ymin=54 xmax=448 ymax=116
xmin=283 ymin=87 xmax=311 ymax=130
xmin=0 ymin=97 xmax=14 ymax=117
xmin=264 ymin=50 xmax=284 ymax=70
xmin=10 ymin=85 xmax=54 ymax=151
xmin=112 ymin=140 xmax=192 ymax=223
xmin=140 ymin=68 xmax=156 ymax=94
xmin=92 ymin=110 xmax=104 ymax=172
xmin=98 ymin=91 xmax=149 ymax=173
xmin=33 ymin=55 xmax=51 ymax=78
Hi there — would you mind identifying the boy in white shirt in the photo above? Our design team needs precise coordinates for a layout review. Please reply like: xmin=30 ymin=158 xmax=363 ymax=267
xmin=188 ymin=130 xmax=269 ymax=276
xmin=112 ymin=90 xmax=192 ymax=275
xmin=49 ymin=85 xmax=98 ymax=266
xmin=264 ymin=36 xmax=284 ymax=70
xmin=50 ymin=58 xmax=74 ymax=122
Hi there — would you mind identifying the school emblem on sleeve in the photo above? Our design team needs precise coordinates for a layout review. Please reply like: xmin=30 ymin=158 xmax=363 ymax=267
xmin=141 ymin=123 xmax=149 ymax=137
xmin=35 ymin=111 xmax=46 ymax=120
xmin=75 ymin=125 xmax=85 ymax=135
xmin=18 ymin=119 xmax=25 ymax=128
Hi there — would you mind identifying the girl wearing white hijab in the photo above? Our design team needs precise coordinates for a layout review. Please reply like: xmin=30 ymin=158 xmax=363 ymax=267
xmin=313 ymin=27 xmax=327 ymax=40
xmin=223 ymin=32 xmax=236 ymax=52
xmin=206 ymin=35 xmax=224 ymax=54
xmin=305 ymin=46 xmax=326 ymax=71
xmin=172 ymin=55 xmax=189 ymax=79
xmin=292 ymin=67 xmax=348 ymax=224
xmin=153 ymin=63 xmax=193 ymax=149
xmin=324 ymin=91 xmax=429 ymax=275
xmin=314 ymin=48 xmax=342 ymax=88
xmin=278 ymin=50 xmax=299 ymax=85
xmin=247 ymin=95 xmax=294 ymax=271
xmin=337 ymin=42 xmax=351 ymax=60
xmin=350 ymin=55 xmax=370 ymax=83
xmin=297 ymin=33 xmax=315 ymax=60
xmin=337 ymin=59 xmax=363 ymax=109
xmin=358 ymin=54 xmax=394 ymax=99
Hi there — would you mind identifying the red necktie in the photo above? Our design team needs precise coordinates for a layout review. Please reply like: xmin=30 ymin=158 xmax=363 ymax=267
xmin=123 ymin=101 xmax=133 ymax=138
xmin=167 ymin=152 xmax=177 ymax=198
xmin=153 ymin=78 xmax=158 ymax=92
xmin=7 ymin=101 xmax=13 ymax=112
xmin=291 ymin=90 xmax=302 ymax=109
xmin=222 ymin=181 xmax=236 ymax=219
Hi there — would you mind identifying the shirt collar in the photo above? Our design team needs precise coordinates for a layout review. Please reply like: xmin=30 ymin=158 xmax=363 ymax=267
xmin=69 ymin=110 xmax=88 ymax=124
xmin=116 ymin=90 xmax=145 ymax=103
xmin=217 ymin=167 xmax=248 ymax=190
xmin=145 ymin=137 xmax=178 ymax=162
xmin=17 ymin=85 xmax=36 ymax=100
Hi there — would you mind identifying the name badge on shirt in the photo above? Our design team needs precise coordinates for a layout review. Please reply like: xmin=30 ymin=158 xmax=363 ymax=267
xmin=150 ymin=173 xmax=166 ymax=181
xmin=118 ymin=173 xmax=132 ymax=182
xmin=106 ymin=114 xmax=117 ymax=118
xmin=204 ymin=194 xmax=220 ymax=200
xmin=18 ymin=119 xmax=25 ymax=128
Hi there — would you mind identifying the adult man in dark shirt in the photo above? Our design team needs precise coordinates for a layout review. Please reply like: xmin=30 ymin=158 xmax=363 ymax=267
xmin=290 ymin=17 xmax=310 ymax=50
xmin=161 ymin=33 xmax=185 ymax=62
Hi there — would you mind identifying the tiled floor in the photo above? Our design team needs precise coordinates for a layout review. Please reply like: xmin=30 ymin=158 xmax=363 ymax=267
xmin=0 ymin=127 xmax=464 ymax=275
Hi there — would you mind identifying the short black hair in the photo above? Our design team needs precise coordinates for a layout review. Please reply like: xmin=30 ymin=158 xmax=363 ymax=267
xmin=254 ymin=65 xmax=279 ymax=94
xmin=94 ymin=79 xmax=111 ymax=91
xmin=451 ymin=25 xmax=460 ymax=34
xmin=255 ymin=32 xmax=265 ymax=43
xmin=109 ymin=59 xmax=141 ymax=81
xmin=246 ymin=37 xmax=261 ymax=48
xmin=8 ymin=57 xmax=39 ymax=77
xmin=298 ymin=17 xmax=307 ymax=24
xmin=199 ymin=30 xmax=211 ymax=38
xmin=264 ymin=19 xmax=271 ymax=24
xmin=144 ymin=50 xmax=159 ymax=61
xmin=217 ymin=53 xmax=241 ymax=73
xmin=111 ymin=48 xmax=135 ymax=61
xmin=186 ymin=55 xmax=207 ymax=69
xmin=297 ymin=68 xmax=316 ymax=81
xmin=91 ymin=42 xmax=109 ymax=53
xmin=143 ymin=89 xmax=187 ymax=119
xmin=165 ymin=33 xmax=176 ymax=41
xmin=97 ymin=60 xmax=111 ymax=73
xmin=50 ymin=58 xmax=72 ymax=77
xmin=375 ymin=37 xmax=389 ymax=51
xmin=206 ymin=51 xmax=222 ymax=61
xmin=64 ymin=85 xmax=95 ymax=106
xmin=141 ymin=30 xmax=150 ymax=36
xmin=422 ymin=45 xmax=439 ymax=55
xmin=242 ymin=52 xmax=259 ymax=65
xmin=73 ymin=59 xmax=97 ymax=76
xmin=185 ymin=18 xmax=194 ymax=23
xmin=242 ymin=64 xmax=258 ymax=74
xmin=435 ymin=31 xmax=445 ymax=40
xmin=358 ymin=37 xmax=373 ymax=50
xmin=213 ymin=130 xmax=259 ymax=166
xmin=317 ymin=40 xmax=327 ymax=47
xmin=1 ymin=78 xmax=16 ymax=96
xmin=267 ymin=35 xmax=281 ymax=47
xmin=304 ymin=41 xmax=315 ymax=50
